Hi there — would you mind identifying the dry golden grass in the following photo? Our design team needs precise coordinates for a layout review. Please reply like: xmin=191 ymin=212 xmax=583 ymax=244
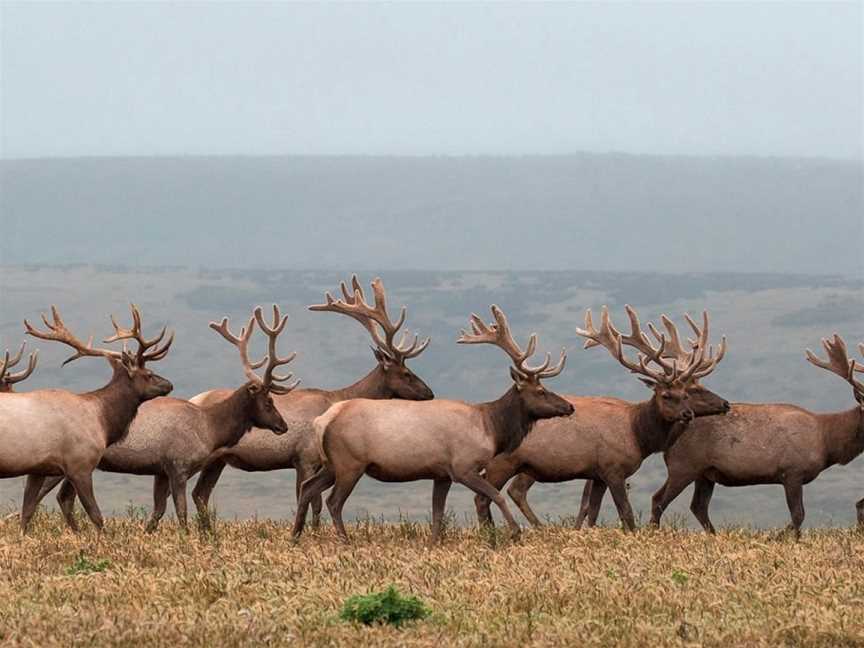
xmin=1 ymin=510 xmax=863 ymax=647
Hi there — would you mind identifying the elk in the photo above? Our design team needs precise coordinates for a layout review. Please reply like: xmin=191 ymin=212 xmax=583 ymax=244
xmin=650 ymin=334 xmax=864 ymax=539
xmin=0 ymin=343 xmax=38 ymax=393
xmin=31 ymin=305 xmax=297 ymax=532
xmin=0 ymin=305 xmax=173 ymax=532
xmin=475 ymin=306 xmax=729 ymax=531
xmin=292 ymin=305 xmax=574 ymax=544
xmin=189 ymin=276 xmax=433 ymax=528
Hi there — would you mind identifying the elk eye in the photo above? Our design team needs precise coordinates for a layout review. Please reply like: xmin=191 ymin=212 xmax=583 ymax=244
xmin=537 ymin=389 xmax=545 ymax=395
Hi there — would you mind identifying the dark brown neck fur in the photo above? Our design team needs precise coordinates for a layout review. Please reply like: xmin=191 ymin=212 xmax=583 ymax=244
xmin=85 ymin=367 xmax=144 ymax=447
xmin=819 ymin=407 xmax=864 ymax=467
xmin=632 ymin=397 xmax=681 ymax=457
xmin=479 ymin=386 xmax=535 ymax=455
xmin=203 ymin=385 xmax=258 ymax=450
xmin=329 ymin=365 xmax=392 ymax=401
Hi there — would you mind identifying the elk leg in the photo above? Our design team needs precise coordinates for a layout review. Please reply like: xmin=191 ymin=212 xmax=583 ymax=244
xmin=66 ymin=473 xmax=104 ymax=531
xmin=573 ymin=481 xmax=593 ymax=529
xmin=295 ymin=462 xmax=324 ymax=529
xmin=856 ymin=496 xmax=864 ymax=528
xmin=57 ymin=479 xmax=79 ymax=532
xmin=326 ymin=470 xmax=363 ymax=542
xmin=690 ymin=478 xmax=717 ymax=534
xmin=145 ymin=474 xmax=170 ymax=533
xmin=650 ymin=474 xmax=692 ymax=528
xmin=474 ymin=457 xmax=516 ymax=527
xmin=191 ymin=459 xmax=226 ymax=527
xmin=507 ymin=474 xmax=543 ymax=528
xmin=606 ymin=478 xmax=637 ymax=532
xmin=459 ymin=472 xmax=521 ymax=538
xmin=20 ymin=475 xmax=46 ymax=533
xmin=430 ymin=478 xmax=452 ymax=544
xmin=292 ymin=467 xmax=335 ymax=539
xmin=783 ymin=479 xmax=805 ymax=540
xmin=168 ymin=472 xmax=189 ymax=532
xmin=584 ymin=480 xmax=607 ymax=528
xmin=35 ymin=475 xmax=64 ymax=507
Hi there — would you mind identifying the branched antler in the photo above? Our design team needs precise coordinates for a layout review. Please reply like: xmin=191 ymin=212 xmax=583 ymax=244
xmin=0 ymin=342 xmax=38 ymax=388
xmin=25 ymin=306 xmax=123 ymax=366
xmin=210 ymin=305 xmax=299 ymax=394
xmin=458 ymin=305 xmax=566 ymax=379
xmin=577 ymin=305 xmax=726 ymax=384
xmin=806 ymin=334 xmax=864 ymax=402
xmin=254 ymin=305 xmax=300 ymax=394
xmin=309 ymin=275 xmax=430 ymax=363
xmin=104 ymin=304 xmax=174 ymax=364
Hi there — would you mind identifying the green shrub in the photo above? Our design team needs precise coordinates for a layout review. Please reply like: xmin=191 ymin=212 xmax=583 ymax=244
xmin=67 ymin=553 xmax=110 ymax=576
xmin=339 ymin=586 xmax=429 ymax=627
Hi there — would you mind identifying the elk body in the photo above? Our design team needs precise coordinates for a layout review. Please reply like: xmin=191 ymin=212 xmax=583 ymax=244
xmin=292 ymin=305 xmax=574 ymax=544
xmin=32 ymin=306 xmax=297 ymax=532
xmin=0 ymin=306 xmax=174 ymax=532
xmin=475 ymin=306 xmax=730 ymax=531
xmin=650 ymin=335 xmax=864 ymax=538
xmin=189 ymin=276 xmax=433 ymax=527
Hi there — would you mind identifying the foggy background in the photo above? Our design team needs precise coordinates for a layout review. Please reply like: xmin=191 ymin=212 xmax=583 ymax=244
xmin=0 ymin=2 xmax=862 ymax=530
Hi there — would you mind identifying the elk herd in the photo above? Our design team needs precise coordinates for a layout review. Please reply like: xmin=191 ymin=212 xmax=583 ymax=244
xmin=1 ymin=275 xmax=863 ymax=543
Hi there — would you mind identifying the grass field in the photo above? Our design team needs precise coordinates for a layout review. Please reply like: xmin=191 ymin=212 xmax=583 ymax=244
xmin=1 ymin=511 xmax=862 ymax=647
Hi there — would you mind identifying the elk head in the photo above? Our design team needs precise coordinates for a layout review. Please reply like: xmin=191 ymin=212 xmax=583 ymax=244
xmin=805 ymin=334 xmax=864 ymax=407
xmin=458 ymin=305 xmax=574 ymax=420
xmin=0 ymin=343 xmax=38 ymax=393
xmin=24 ymin=304 xmax=174 ymax=401
xmin=210 ymin=304 xmax=298 ymax=435
xmin=309 ymin=275 xmax=434 ymax=401
xmin=577 ymin=305 xmax=730 ymax=423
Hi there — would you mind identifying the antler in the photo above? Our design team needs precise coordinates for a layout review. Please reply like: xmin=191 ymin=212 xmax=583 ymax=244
xmin=254 ymin=305 xmax=300 ymax=394
xmin=24 ymin=306 xmax=123 ymax=366
xmin=577 ymin=306 xmax=727 ymax=384
xmin=210 ymin=305 xmax=299 ymax=395
xmin=309 ymin=275 xmax=430 ymax=362
xmin=103 ymin=304 xmax=174 ymax=365
xmin=576 ymin=306 xmax=674 ymax=384
xmin=457 ymin=305 xmax=566 ymax=379
xmin=0 ymin=343 xmax=38 ymax=387
xmin=806 ymin=334 xmax=864 ymax=402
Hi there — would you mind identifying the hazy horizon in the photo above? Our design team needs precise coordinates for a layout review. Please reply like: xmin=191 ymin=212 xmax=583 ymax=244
xmin=2 ymin=2 xmax=861 ymax=159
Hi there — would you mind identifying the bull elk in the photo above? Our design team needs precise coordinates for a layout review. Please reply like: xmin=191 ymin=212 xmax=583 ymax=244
xmin=189 ymin=276 xmax=433 ymax=528
xmin=650 ymin=334 xmax=864 ymax=538
xmin=0 ymin=343 xmax=38 ymax=393
xmin=30 ymin=306 xmax=296 ymax=532
xmin=292 ymin=305 xmax=574 ymax=544
xmin=475 ymin=306 xmax=729 ymax=531
xmin=0 ymin=305 xmax=174 ymax=532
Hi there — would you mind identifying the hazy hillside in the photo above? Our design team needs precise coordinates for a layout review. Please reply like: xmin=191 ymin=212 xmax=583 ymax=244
xmin=1 ymin=155 xmax=861 ymax=275
xmin=0 ymin=265 xmax=862 ymax=529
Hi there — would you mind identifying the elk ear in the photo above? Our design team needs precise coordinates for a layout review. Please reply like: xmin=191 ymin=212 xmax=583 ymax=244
xmin=372 ymin=346 xmax=394 ymax=369
xmin=246 ymin=382 xmax=263 ymax=396
xmin=509 ymin=366 xmax=526 ymax=390
xmin=639 ymin=378 xmax=658 ymax=389
xmin=114 ymin=351 xmax=136 ymax=377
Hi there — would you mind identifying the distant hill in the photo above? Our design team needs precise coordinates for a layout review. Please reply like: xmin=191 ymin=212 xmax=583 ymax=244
xmin=1 ymin=155 xmax=861 ymax=275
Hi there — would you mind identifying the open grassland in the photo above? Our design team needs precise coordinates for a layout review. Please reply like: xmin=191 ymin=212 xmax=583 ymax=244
xmin=0 ymin=512 xmax=863 ymax=647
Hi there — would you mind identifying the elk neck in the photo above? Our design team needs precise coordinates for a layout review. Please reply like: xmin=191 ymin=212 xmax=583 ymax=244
xmin=329 ymin=365 xmax=392 ymax=401
xmin=479 ymin=386 xmax=535 ymax=455
xmin=85 ymin=367 xmax=144 ymax=447
xmin=632 ymin=397 xmax=678 ymax=457
xmin=818 ymin=407 xmax=864 ymax=467
xmin=202 ymin=385 xmax=258 ymax=451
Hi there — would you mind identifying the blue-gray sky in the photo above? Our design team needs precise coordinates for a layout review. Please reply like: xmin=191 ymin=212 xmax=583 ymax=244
xmin=1 ymin=2 xmax=861 ymax=159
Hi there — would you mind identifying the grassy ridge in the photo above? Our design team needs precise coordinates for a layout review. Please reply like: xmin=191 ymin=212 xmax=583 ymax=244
xmin=1 ymin=512 xmax=862 ymax=647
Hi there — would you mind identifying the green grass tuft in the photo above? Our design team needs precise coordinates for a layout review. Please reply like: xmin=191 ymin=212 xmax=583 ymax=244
xmin=339 ymin=586 xmax=429 ymax=627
